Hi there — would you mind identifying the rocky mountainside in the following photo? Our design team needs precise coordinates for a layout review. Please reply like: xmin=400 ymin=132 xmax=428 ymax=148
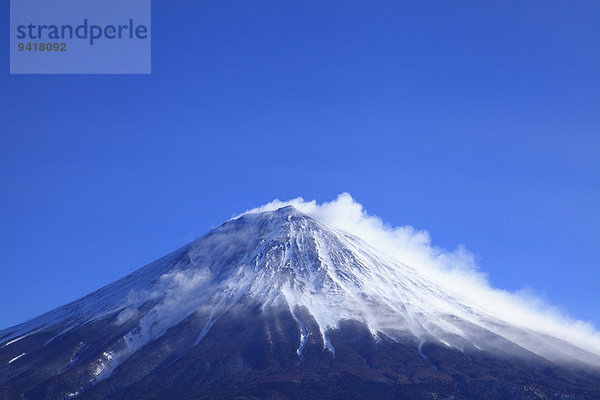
xmin=1 ymin=206 xmax=599 ymax=399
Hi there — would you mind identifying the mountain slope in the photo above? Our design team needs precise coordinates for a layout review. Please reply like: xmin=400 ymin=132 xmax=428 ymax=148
xmin=1 ymin=206 xmax=599 ymax=400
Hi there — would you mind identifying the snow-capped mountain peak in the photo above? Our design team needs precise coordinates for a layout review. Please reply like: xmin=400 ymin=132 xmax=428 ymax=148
xmin=2 ymin=205 xmax=600 ymax=399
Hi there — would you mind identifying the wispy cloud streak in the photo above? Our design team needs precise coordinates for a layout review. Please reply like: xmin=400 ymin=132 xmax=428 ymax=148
xmin=242 ymin=193 xmax=600 ymax=358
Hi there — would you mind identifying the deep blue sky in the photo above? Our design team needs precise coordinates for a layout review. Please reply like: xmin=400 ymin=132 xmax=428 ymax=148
xmin=1 ymin=1 xmax=598 ymax=330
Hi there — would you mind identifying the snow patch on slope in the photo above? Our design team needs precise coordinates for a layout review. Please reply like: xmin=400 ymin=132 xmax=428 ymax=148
xmin=8 ymin=352 xmax=26 ymax=364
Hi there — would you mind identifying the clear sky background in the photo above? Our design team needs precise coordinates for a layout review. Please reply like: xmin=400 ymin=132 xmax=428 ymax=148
xmin=0 ymin=1 xmax=598 ymax=330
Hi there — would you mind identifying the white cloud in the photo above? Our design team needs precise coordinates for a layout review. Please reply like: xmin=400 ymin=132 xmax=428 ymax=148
xmin=241 ymin=193 xmax=600 ymax=361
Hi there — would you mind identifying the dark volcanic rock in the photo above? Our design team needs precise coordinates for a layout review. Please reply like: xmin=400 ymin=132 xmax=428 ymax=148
xmin=2 ymin=303 xmax=599 ymax=400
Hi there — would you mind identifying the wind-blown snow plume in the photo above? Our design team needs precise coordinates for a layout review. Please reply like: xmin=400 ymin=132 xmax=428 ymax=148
xmin=241 ymin=193 xmax=600 ymax=359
